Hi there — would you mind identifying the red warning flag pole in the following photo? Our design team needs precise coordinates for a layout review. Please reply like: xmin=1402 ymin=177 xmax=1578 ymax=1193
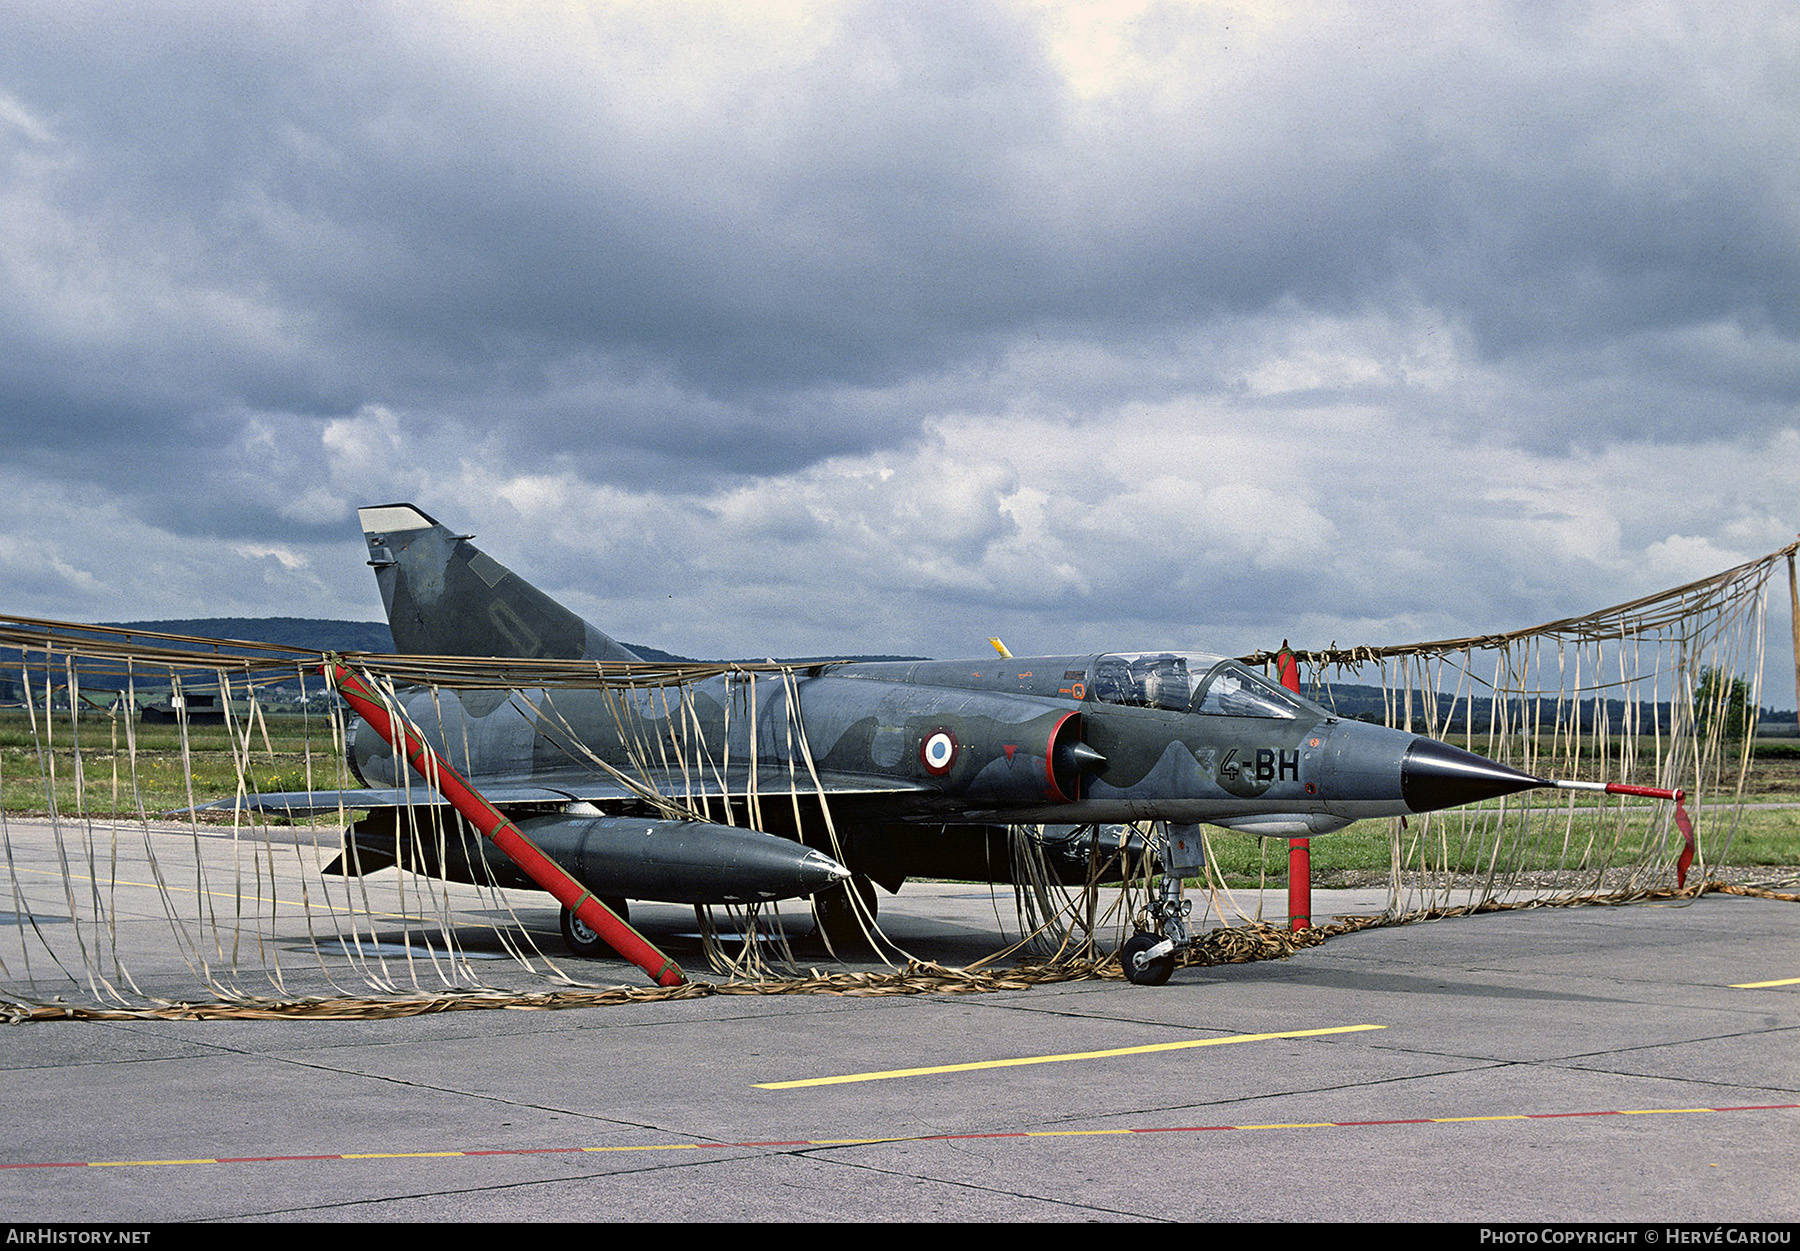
xmin=327 ymin=661 xmax=685 ymax=987
xmin=1546 ymin=778 xmax=1695 ymax=888
xmin=1276 ymin=643 xmax=1311 ymax=931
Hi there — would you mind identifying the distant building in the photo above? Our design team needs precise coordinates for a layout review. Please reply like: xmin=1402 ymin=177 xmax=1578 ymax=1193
xmin=140 ymin=691 xmax=246 ymax=725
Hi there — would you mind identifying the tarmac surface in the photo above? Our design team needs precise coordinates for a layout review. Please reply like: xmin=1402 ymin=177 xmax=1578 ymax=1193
xmin=0 ymin=816 xmax=1796 ymax=1223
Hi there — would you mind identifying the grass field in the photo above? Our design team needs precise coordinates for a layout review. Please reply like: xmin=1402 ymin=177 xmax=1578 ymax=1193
xmin=4 ymin=708 xmax=1797 ymax=885
xmin=0 ymin=708 xmax=345 ymax=817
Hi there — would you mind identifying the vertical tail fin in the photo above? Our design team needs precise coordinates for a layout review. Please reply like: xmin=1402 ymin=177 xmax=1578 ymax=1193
xmin=357 ymin=504 xmax=640 ymax=661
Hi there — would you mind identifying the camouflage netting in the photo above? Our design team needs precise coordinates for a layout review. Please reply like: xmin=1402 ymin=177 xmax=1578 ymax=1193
xmin=0 ymin=543 xmax=1794 ymax=1021
xmin=1237 ymin=541 xmax=1800 ymax=918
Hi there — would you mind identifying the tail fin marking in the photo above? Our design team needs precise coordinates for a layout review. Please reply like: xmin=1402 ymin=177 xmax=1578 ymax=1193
xmin=356 ymin=503 xmax=640 ymax=662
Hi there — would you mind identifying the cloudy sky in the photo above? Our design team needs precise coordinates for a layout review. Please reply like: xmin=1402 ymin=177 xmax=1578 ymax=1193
xmin=3 ymin=2 xmax=1797 ymax=700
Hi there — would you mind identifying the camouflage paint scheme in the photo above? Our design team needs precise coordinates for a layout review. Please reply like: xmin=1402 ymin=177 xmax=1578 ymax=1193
xmin=227 ymin=504 xmax=1544 ymax=939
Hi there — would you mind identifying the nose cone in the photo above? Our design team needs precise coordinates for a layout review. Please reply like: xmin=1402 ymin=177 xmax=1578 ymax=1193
xmin=682 ymin=829 xmax=854 ymax=901
xmin=797 ymin=848 xmax=855 ymax=894
xmin=1401 ymin=738 xmax=1544 ymax=813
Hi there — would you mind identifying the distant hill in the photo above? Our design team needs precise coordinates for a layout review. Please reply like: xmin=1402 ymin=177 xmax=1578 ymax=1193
xmin=104 ymin=618 xmax=398 ymax=654
xmin=101 ymin=618 xmax=694 ymax=664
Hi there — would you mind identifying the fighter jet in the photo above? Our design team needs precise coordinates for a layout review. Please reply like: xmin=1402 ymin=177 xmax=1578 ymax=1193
xmin=224 ymin=503 xmax=1568 ymax=984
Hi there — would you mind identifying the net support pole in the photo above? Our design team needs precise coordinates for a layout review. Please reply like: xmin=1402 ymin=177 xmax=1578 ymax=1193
xmin=1276 ymin=644 xmax=1311 ymax=931
xmin=1788 ymin=550 xmax=1799 ymax=727
xmin=328 ymin=661 xmax=685 ymax=987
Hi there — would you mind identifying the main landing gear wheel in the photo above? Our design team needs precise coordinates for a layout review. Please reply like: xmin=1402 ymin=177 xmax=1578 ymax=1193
xmin=812 ymin=876 xmax=877 ymax=952
xmin=560 ymin=897 xmax=629 ymax=957
xmin=1121 ymin=931 xmax=1176 ymax=986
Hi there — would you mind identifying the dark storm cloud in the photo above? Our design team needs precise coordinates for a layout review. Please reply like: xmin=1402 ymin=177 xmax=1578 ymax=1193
xmin=4 ymin=0 xmax=1795 ymax=511
xmin=0 ymin=4 xmax=1056 ymax=508
xmin=1 ymin=5 xmax=1058 ymax=378
xmin=0 ymin=1 xmax=1795 ymax=697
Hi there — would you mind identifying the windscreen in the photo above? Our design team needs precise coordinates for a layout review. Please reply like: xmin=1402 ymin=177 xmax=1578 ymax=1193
xmin=1091 ymin=653 xmax=1301 ymax=719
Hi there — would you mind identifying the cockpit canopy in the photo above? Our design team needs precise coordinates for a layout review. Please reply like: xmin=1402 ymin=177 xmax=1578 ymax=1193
xmin=1090 ymin=652 xmax=1308 ymax=719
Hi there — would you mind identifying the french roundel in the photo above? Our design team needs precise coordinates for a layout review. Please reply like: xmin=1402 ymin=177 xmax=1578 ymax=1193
xmin=920 ymin=729 xmax=958 ymax=776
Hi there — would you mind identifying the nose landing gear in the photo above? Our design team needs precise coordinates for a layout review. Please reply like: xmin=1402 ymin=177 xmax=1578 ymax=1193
xmin=1120 ymin=822 xmax=1204 ymax=986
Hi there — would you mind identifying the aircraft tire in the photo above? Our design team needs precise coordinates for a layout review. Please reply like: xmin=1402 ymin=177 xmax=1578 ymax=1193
xmin=560 ymin=897 xmax=630 ymax=958
xmin=1121 ymin=931 xmax=1176 ymax=986
xmin=812 ymin=876 xmax=878 ymax=952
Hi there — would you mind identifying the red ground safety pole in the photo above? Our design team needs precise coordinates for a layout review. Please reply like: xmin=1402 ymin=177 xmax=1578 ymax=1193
xmin=328 ymin=661 xmax=685 ymax=987
xmin=1276 ymin=644 xmax=1311 ymax=931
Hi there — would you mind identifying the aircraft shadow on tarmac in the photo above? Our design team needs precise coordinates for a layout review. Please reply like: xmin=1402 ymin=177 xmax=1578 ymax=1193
xmin=285 ymin=905 xmax=1023 ymax=971
xmin=1196 ymin=961 xmax=1637 ymax=1004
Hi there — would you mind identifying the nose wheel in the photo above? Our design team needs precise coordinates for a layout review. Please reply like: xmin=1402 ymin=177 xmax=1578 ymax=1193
xmin=1121 ymin=931 xmax=1177 ymax=985
xmin=1118 ymin=822 xmax=1203 ymax=986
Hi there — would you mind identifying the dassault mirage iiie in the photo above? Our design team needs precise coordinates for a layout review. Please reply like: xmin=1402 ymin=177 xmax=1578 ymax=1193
xmin=229 ymin=503 xmax=1561 ymax=984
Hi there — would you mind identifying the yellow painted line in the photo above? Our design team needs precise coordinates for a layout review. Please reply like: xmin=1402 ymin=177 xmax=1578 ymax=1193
xmin=1732 ymin=977 xmax=1800 ymax=988
xmin=753 ymin=1024 xmax=1386 ymax=1089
